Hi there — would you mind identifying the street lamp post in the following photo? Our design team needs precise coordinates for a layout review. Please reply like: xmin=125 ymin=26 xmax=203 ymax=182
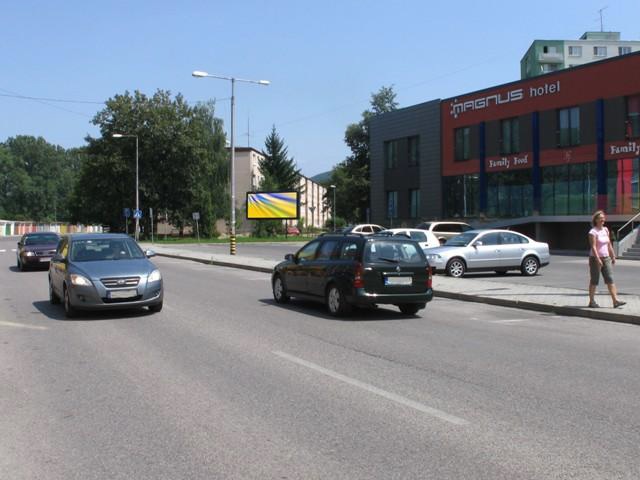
xmin=113 ymin=133 xmax=139 ymax=241
xmin=330 ymin=184 xmax=336 ymax=232
xmin=192 ymin=70 xmax=269 ymax=255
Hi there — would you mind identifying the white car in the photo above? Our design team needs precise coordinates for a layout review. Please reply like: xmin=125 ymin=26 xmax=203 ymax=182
xmin=415 ymin=221 xmax=473 ymax=244
xmin=424 ymin=229 xmax=550 ymax=278
xmin=382 ymin=228 xmax=440 ymax=250
xmin=342 ymin=224 xmax=385 ymax=235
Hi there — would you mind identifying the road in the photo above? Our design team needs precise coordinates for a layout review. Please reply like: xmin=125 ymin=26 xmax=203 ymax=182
xmin=1 ymin=237 xmax=639 ymax=479
xmin=150 ymin=240 xmax=640 ymax=295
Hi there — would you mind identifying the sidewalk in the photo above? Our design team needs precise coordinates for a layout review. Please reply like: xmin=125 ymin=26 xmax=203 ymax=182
xmin=143 ymin=243 xmax=640 ymax=326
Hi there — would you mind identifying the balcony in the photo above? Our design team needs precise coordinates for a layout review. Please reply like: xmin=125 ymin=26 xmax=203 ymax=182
xmin=538 ymin=52 xmax=564 ymax=63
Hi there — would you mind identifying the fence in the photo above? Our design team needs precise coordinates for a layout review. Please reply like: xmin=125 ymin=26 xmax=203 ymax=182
xmin=0 ymin=220 xmax=103 ymax=237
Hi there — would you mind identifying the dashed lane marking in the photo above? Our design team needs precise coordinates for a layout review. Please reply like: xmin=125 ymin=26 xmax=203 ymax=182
xmin=490 ymin=319 xmax=530 ymax=324
xmin=273 ymin=350 xmax=469 ymax=426
xmin=0 ymin=321 xmax=48 ymax=330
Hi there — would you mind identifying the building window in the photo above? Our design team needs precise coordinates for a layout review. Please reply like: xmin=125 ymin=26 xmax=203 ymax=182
xmin=593 ymin=46 xmax=607 ymax=57
xmin=454 ymin=127 xmax=471 ymax=161
xmin=407 ymin=136 xmax=420 ymax=166
xmin=607 ymin=158 xmax=640 ymax=215
xmin=486 ymin=170 xmax=533 ymax=218
xmin=619 ymin=46 xmax=632 ymax=55
xmin=500 ymin=118 xmax=520 ymax=155
xmin=627 ymin=95 xmax=640 ymax=138
xmin=384 ymin=140 xmax=398 ymax=169
xmin=387 ymin=191 xmax=398 ymax=219
xmin=541 ymin=163 xmax=596 ymax=215
xmin=443 ymin=174 xmax=479 ymax=218
xmin=409 ymin=189 xmax=420 ymax=218
xmin=568 ymin=46 xmax=582 ymax=56
xmin=558 ymin=107 xmax=580 ymax=147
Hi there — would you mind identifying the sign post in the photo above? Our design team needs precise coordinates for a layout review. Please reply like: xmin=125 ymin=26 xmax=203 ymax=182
xmin=192 ymin=212 xmax=200 ymax=244
xmin=149 ymin=207 xmax=154 ymax=244
xmin=123 ymin=208 xmax=131 ymax=235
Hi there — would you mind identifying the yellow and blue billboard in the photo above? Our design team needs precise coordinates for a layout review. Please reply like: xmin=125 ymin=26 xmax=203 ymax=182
xmin=246 ymin=191 xmax=299 ymax=220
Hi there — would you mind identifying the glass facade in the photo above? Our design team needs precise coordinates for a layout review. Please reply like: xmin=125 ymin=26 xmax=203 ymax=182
xmin=455 ymin=127 xmax=470 ymax=161
xmin=500 ymin=118 xmax=520 ymax=154
xmin=409 ymin=189 xmax=420 ymax=218
xmin=541 ymin=163 xmax=596 ymax=215
xmin=408 ymin=136 xmax=420 ymax=166
xmin=558 ymin=107 xmax=580 ymax=146
xmin=486 ymin=170 xmax=533 ymax=217
xmin=384 ymin=140 xmax=398 ymax=169
xmin=443 ymin=174 xmax=479 ymax=218
xmin=607 ymin=157 xmax=640 ymax=214
xmin=386 ymin=191 xmax=398 ymax=218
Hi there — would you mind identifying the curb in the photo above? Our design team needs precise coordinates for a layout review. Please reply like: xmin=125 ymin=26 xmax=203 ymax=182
xmin=156 ymin=252 xmax=640 ymax=326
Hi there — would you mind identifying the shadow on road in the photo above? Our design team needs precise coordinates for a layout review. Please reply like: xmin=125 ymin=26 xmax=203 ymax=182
xmin=258 ymin=298 xmax=421 ymax=321
xmin=33 ymin=300 xmax=156 ymax=322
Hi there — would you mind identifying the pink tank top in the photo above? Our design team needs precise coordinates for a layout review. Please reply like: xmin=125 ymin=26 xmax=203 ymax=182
xmin=589 ymin=227 xmax=610 ymax=257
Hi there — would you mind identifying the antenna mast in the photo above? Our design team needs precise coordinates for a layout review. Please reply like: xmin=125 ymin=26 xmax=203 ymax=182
xmin=598 ymin=6 xmax=608 ymax=32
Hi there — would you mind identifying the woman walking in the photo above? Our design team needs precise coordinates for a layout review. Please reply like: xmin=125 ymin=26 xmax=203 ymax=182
xmin=588 ymin=210 xmax=626 ymax=308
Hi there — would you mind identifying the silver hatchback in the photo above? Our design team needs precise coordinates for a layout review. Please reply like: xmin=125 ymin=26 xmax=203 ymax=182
xmin=424 ymin=229 xmax=550 ymax=278
xmin=49 ymin=233 xmax=163 ymax=317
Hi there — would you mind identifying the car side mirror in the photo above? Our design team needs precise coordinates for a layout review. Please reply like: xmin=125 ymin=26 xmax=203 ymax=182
xmin=145 ymin=249 xmax=156 ymax=258
xmin=51 ymin=253 xmax=65 ymax=263
xmin=285 ymin=253 xmax=295 ymax=262
xmin=474 ymin=241 xmax=483 ymax=247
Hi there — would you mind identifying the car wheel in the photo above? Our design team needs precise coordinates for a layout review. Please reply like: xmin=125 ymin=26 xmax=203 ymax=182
xmin=446 ymin=258 xmax=466 ymax=278
xmin=272 ymin=275 xmax=290 ymax=304
xmin=398 ymin=303 xmax=423 ymax=315
xmin=63 ymin=286 xmax=77 ymax=318
xmin=149 ymin=302 xmax=163 ymax=313
xmin=521 ymin=256 xmax=540 ymax=276
xmin=326 ymin=284 xmax=352 ymax=317
xmin=49 ymin=279 xmax=60 ymax=305
xmin=494 ymin=270 xmax=508 ymax=275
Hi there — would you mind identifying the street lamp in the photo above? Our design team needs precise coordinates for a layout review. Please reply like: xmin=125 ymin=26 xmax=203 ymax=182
xmin=330 ymin=184 xmax=336 ymax=232
xmin=112 ymin=133 xmax=139 ymax=241
xmin=192 ymin=70 xmax=270 ymax=255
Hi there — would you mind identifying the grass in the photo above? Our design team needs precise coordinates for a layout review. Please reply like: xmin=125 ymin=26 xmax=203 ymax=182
xmin=150 ymin=235 xmax=315 ymax=244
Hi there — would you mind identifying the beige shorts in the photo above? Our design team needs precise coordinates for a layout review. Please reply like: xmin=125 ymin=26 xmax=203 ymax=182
xmin=589 ymin=256 xmax=613 ymax=286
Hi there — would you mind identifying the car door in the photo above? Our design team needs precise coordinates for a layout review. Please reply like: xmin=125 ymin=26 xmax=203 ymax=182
xmin=306 ymin=239 xmax=340 ymax=297
xmin=499 ymin=231 xmax=528 ymax=268
xmin=466 ymin=232 xmax=503 ymax=270
xmin=284 ymin=240 xmax=320 ymax=293
xmin=50 ymin=237 xmax=69 ymax=296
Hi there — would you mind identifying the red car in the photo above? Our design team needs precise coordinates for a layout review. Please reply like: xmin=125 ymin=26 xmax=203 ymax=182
xmin=286 ymin=226 xmax=300 ymax=235
xmin=16 ymin=232 xmax=60 ymax=271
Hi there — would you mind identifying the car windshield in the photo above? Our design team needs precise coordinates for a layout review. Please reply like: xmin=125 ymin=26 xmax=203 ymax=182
xmin=444 ymin=232 xmax=477 ymax=247
xmin=24 ymin=234 xmax=59 ymax=245
xmin=70 ymin=238 xmax=145 ymax=262
xmin=365 ymin=241 xmax=425 ymax=264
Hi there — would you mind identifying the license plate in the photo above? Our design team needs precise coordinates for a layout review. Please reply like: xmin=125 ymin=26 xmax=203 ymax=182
xmin=385 ymin=276 xmax=412 ymax=286
xmin=108 ymin=289 xmax=137 ymax=299
xmin=39 ymin=257 xmax=51 ymax=262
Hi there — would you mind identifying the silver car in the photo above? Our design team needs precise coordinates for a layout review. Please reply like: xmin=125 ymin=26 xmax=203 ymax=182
xmin=424 ymin=229 xmax=550 ymax=278
xmin=49 ymin=233 xmax=163 ymax=317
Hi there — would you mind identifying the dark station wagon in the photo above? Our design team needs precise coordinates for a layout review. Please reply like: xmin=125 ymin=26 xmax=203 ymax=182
xmin=272 ymin=233 xmax=434 ymax=316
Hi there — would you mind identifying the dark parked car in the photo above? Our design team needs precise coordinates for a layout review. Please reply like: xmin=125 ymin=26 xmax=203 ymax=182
xmin=49 ymin=233 xmax=163 ymax=318
xmin=16 ymin=232 xmax=60 ymax=270
xmin=271 ymin=233 xmax=433 ymax=316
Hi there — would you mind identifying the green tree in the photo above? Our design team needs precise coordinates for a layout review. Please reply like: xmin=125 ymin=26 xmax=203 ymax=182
xmin=72 ymin=90 xmax=227 ymax=237
xmin=328 ymin=86 xmax=398 ymax=223
xmin=253 ymin=127 xmax=301 ymax=237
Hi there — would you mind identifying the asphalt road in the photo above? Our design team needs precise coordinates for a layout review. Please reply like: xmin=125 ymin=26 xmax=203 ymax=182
xmin=1 ymin=237 xmax=639 ymax=479
xmin=151 ymin=240 xmax=640 ymax=295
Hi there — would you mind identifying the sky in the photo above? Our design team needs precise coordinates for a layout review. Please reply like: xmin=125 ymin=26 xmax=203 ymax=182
xmin=2 ymin=0 xmax=639 ymax=177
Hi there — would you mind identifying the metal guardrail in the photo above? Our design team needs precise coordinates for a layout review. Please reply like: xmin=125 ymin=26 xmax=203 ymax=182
xmin=615 ymin=212 xmax=640 ymax=256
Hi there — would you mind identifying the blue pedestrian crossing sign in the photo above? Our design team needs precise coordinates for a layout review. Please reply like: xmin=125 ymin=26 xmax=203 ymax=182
xmin=133 ymin=209 xmax=143 ymax=219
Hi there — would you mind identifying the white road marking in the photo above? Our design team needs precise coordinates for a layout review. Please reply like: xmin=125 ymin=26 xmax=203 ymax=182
xmin=490 ymin=319 xmax=529 ymax=324
xmin=0 ymin=249 xmax=6 ymax=252
xmin=0 ymin=321 xmax=48 ymax=330
xmin=273 ymin=350 xmax=469 ymax=426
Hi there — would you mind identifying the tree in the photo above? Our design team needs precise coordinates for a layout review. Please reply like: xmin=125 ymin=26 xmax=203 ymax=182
xmin=253 ymin=126 xmax=301 ymax=237
xmin=72 ymin=90 xmax=228 ymax=237
xmin=328 ymin=86 xmax=398 ymax=223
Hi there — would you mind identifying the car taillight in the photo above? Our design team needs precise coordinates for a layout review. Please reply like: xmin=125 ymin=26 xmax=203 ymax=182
xmin=354 ymin=262 xmax=364 ymax=289
xmin=426 ymin=266 xmax=432 ymax=289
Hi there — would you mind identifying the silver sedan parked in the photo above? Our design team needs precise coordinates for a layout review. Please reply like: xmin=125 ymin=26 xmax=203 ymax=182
xmin=424 ymin=229 xmax=550 ymax=278
xmin=49 ymin=233 xmax=163 ymax=317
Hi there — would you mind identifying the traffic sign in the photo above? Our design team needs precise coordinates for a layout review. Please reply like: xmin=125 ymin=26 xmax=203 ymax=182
xmin=123 ymin=208 xmax=131 ymax=218
xmin=192 ymin=212 xmax=200 ymax=221
xmin=133 ymin=209 xmax=142 ymax=219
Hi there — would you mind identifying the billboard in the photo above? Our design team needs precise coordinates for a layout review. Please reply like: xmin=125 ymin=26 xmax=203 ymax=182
xmin=246 ymin=191 xmax=299 ymax=220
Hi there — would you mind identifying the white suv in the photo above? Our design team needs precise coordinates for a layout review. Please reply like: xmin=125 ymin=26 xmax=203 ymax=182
xmin=415 ymin=221 xmax=473 ymax=244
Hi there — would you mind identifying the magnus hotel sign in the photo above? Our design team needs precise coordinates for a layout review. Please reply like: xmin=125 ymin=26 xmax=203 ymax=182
xmin=449 ymin=81 xmax=561 ymax=119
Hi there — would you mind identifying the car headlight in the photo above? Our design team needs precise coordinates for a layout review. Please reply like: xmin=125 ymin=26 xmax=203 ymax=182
xmin=148 ymin=269 xmax=161 ymax=282
xmin=426 ymin=254 xmax=442 ymax=261
xmin=25 ymin=251 xmax=35 ymax=257
xmin=70 ymin=274 xmax=92 ymax=286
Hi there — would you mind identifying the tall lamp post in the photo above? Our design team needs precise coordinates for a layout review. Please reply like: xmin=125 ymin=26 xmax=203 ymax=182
xmin=113 ymin=133 xmax=139 ymax=241
xmin=330 ymin=184 xmax=336 ymax=232
xmin=192 ymin=70 xmax=270 ymax=255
